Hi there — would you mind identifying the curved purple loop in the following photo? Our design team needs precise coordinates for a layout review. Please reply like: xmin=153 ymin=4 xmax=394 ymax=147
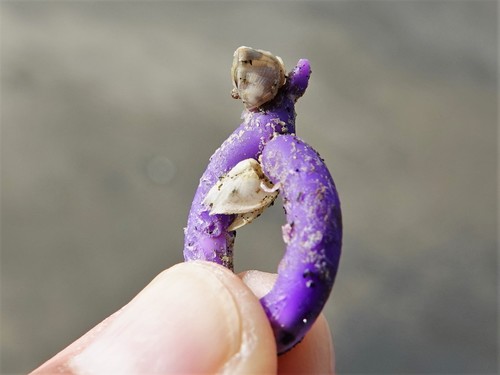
xmin=183 ymin=58 xmax=342 ymax=354
xmin=260 ymin=135 xmax=342 ymax=353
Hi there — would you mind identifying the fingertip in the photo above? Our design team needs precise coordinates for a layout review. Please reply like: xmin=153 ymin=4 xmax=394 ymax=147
xmin=239 ymin=269 xmax=277 ymax=298
xmin=32 ymin=262 xmax=277 ymax=374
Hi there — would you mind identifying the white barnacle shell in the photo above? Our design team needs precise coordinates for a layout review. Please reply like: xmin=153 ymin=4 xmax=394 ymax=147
xmin=231 ymin=46 xmax=286 ymax=111
xmin=203 ymin=158 xmax=280 ymax=231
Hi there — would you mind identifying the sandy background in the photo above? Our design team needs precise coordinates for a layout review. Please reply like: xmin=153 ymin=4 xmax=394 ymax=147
xmin=1 ymin=1 xmax=497 ymax=373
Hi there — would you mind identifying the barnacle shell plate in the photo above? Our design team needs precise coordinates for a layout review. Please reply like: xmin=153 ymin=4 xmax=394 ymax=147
xmin=203 ymin=158 xmax=279 ymax=230
xmin=231 ymin=46 xmax=286 ymax=110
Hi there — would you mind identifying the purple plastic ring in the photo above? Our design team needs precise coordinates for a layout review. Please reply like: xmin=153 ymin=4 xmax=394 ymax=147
xmin=184 ymin=56 xmax=342 ymax=353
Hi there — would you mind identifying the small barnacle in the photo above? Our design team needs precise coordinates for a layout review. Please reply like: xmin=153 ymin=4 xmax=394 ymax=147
xmin=203 ymin=158 xmax=280 ymax=230
xmin=231 ymin=46 xmax=286 ymax=110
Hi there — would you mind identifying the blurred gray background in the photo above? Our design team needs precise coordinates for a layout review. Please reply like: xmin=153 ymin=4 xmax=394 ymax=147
xmin=1 ymin=1 xmax=497 ymax=374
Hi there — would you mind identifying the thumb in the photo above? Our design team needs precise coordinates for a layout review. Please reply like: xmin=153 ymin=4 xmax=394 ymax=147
xmin=31 ymin=261 xmax=277 ymax=374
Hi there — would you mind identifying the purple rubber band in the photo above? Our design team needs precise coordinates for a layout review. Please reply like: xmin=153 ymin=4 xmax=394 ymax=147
xmin=183 ymin=58 xmax=342 ymax=353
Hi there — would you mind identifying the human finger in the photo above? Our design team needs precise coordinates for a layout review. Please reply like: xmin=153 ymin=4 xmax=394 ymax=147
xmin=32 ymin=261 xmax=277 ymax=374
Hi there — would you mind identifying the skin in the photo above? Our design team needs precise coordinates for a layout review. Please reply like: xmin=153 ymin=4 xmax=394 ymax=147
xmin=30 ymin=261 xmax=334 ymax=374
xmin=184 ymin=55 xmax=342 ymax=353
